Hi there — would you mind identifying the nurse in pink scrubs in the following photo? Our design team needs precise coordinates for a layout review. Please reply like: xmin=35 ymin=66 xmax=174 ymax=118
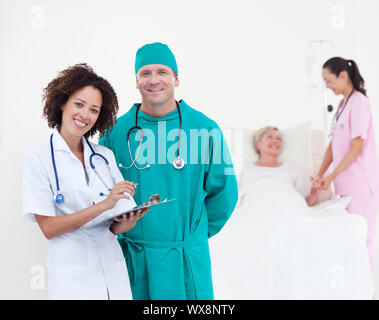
xmin=315 ymin=57 xmax=379 ymax=280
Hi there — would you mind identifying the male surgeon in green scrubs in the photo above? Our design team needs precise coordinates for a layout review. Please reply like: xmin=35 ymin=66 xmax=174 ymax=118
xmin=99 ymin=42 xmax=238 ymax=299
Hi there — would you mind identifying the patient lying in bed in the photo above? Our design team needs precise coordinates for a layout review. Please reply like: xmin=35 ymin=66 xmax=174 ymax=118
xmin=240 ymin=126 xmax=320 ymax=208
xmin=210 ymin=126 xmax=374 ymax=300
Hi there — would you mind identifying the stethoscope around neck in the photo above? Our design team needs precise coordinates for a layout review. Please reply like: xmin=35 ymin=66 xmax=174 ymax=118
xmin=328 ymin=88 xmax=355 ymax=137
xmin=119 ymin=100 xmax=185 ymax=170
xmin=50 ymin=133 xmax=115 ymax=205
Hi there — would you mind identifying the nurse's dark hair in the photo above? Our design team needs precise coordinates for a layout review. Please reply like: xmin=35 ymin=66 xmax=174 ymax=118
xmin=42 ymin=63 xmax=118 ymax=138
xmin=323 ymin=57 xmax=366 ymax=96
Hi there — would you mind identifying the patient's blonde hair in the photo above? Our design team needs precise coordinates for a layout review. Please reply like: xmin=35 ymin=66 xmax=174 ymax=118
xmin=253 ymin=126 xmax=281 ymax=155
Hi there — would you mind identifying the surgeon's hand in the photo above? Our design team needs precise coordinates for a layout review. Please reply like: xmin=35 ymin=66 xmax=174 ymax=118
xmin=102 ymin=181 xmax=137 ymax=210
xmin=110 ymin=208 xmax=149 ymax=235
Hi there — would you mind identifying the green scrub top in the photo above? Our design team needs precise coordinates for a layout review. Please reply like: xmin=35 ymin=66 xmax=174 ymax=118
xmin=99 ymin=100 xmax=238 ymax=299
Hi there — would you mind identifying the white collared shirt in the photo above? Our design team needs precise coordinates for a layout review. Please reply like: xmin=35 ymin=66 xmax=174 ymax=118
xmin=22 ymin=128 xmax=135 ymax=300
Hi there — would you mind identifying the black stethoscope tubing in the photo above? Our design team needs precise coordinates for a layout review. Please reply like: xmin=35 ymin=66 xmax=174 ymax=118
xmin=334 ymin=88 xmax=355 ymax=122
xmin=329 ymin=88 xmax=355 ymax=137
xmin=125 ymin=100 xmax=184 ymax=169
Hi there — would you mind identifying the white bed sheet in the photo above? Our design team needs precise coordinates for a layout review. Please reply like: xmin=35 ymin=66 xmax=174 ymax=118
xmin=210 ymin=168 xmax=374 ymax=299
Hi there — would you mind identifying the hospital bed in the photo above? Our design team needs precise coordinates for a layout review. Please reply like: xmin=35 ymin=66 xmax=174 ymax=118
xmin=227 ymin=121 xmax=333 ymax=200
xmin=209 ymin=122 xmax=374 ymax=299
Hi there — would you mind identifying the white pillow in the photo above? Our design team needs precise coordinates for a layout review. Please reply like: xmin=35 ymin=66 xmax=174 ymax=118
xmin=311 ymin=129 xmax=328 ymax=177
xmin=223 ymin=122 xmax=333 ymax=203
xmin=242 ymin=121 xmax=313 ymax=176
xmin=311 ymin=129 xmax=334 ymax=202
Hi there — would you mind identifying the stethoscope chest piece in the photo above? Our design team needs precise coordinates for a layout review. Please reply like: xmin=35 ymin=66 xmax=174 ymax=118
xmin=50 ymin=133 xmax=116 ymax=205
xmin=123 ymin=100 xmax=185 ymax=171
xmin=55 ymin=193 xmax=65 ymax=205
xmin=173 ymin=157 xmax=185 ymax=170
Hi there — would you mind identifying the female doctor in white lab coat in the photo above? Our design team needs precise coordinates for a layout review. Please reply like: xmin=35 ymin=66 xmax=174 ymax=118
xmin=22 ymin=64 xmax=148 ymax=299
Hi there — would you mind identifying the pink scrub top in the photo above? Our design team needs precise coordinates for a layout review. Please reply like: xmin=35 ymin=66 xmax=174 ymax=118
xmin=331 ymin=91 xmax=379 ymax=196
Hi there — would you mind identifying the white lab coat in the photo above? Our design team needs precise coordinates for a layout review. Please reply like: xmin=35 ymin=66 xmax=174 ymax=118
xmin=22 ymin=128 xmax=135 ymax=300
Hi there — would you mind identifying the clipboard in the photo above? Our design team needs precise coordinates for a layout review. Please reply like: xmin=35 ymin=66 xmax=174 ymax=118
xmin=116 ymin=198 xmax=176 ymax=218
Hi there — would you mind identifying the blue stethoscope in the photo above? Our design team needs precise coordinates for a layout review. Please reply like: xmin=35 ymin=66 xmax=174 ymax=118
xmin=119 ymin=100 xmax=185 ymax=170
xmin=50 ymin=134 xmax=115 ymax=205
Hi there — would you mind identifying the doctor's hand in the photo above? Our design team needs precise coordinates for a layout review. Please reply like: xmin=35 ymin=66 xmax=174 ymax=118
xmin=102 ymin=181 xmax=137 ymax=210
xmin=110 ymin=208 xmax=149 ymax=235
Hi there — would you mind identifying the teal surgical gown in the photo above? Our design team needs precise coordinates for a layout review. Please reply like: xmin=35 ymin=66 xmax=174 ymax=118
xmin=99 ymin=100 xmax=238 ymax=299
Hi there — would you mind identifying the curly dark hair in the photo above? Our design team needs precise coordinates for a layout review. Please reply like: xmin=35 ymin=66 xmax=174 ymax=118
xmin=42 ymin=63 xmax=118 ymax=138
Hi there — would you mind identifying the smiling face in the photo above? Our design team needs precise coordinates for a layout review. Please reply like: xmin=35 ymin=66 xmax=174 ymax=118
xmin=136 ymin=64 xmax=179 ymax=106
xmin=255 ymin=129 xmax=282 ymax=159
xmin=322 ymin=67 xmax=349 ymax=95
xmin=60 ymin=85 xmax=102 ymax=139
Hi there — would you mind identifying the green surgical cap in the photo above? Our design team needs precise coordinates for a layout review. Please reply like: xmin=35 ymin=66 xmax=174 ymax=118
xmin=135 ymin=42 xmax=178 ymax=75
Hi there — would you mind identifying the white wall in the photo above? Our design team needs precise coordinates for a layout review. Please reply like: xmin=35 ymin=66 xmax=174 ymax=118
xmin=0 ymin=0 xmax=378 ymax=299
